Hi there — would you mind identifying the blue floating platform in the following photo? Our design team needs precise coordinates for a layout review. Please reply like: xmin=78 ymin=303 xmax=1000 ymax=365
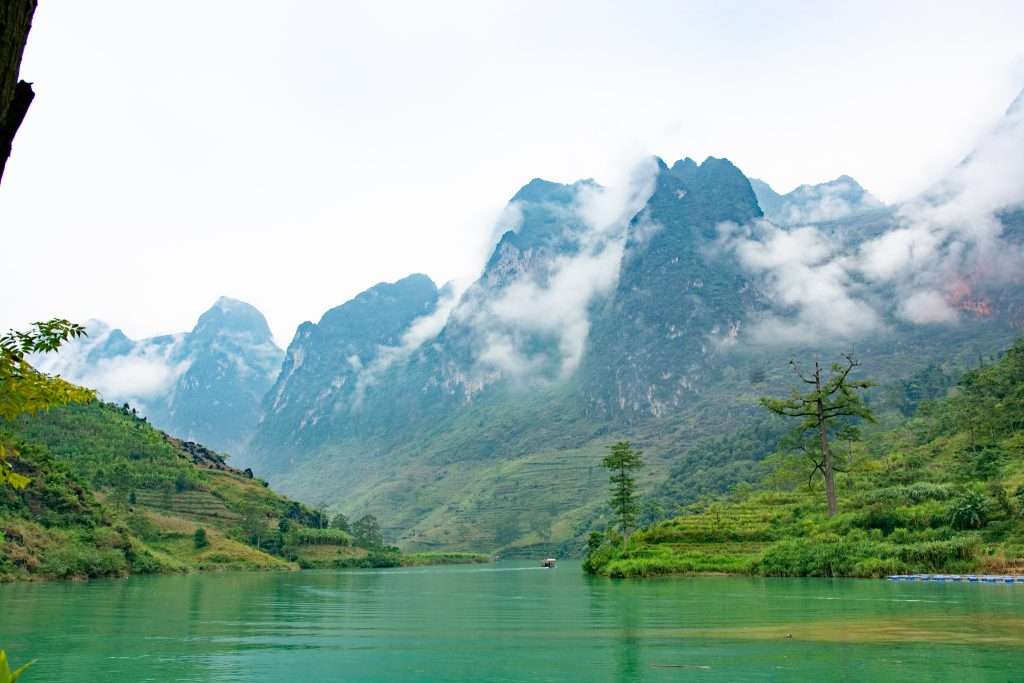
xmin=886 ymin=574 xmax=1020 ymax=584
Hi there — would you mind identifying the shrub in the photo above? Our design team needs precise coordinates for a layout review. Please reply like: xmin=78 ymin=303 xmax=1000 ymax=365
xmin=852 ymin=557 xmax=906 ymax=578
xmin=39 ymin=543 xmax=128 ymax=579
xmin=288 ymin=527 xmax=352 ymax=546
xmin=956 ymin=446 xmax=1005 ymax=480
xmin=896 ymin=536 xmax=979 ymax=569
xmin=860 ymin=482 xmax=954 ymax=505
xmin=125 ymin=513 xmax=160 ymax=541
xmin=193 ymin=527 xmax=209 ymax=549
xmin=949 ymin=491 xmax=989 ymax=530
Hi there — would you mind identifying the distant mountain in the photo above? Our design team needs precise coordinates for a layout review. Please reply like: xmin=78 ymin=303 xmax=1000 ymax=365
xmin=248 ymin=141 xmax=1022 ymax=556
xmin=750 ymin=175 xmax=883 ymax=226
xmin=249 ymin=177 xmax=600 ymax=471
xmin=36 ymin=297 xmax=283 ymax=455
xmin=52 ymin=93 xmax=1023 ymax=557
xmin=252 ymin=274 xmax=440 ymax=467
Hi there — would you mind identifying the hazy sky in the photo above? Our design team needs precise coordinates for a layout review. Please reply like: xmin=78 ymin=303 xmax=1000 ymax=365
xmin=2 ymin=1 xmax=1022 ymax=347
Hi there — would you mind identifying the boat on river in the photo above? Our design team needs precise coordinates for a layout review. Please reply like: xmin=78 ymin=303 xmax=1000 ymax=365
xmin=542 ymin=558 xmax=556 ymax=568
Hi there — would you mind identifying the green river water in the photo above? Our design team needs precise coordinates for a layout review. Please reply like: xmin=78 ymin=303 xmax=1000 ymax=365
xmin=2 ymin=561 xmax=1023 ymax=682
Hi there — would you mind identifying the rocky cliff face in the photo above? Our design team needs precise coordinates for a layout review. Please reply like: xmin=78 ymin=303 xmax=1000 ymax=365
xmin=581 ymin=157 xmax=765 ymax=418
xmin=250 ymin=274 xmax=440 ymax=468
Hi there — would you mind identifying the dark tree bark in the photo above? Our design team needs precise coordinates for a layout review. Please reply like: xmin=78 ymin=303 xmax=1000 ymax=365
xmin=0 ymin=0 xmax=38 ymax=186
xmin=811 ymin=362 xmax=838 ymax=517
xmin=761 ymin=354 xmax=874 ymax=518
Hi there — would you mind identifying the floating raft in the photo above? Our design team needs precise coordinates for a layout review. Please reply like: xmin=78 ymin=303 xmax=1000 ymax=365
xmin=887 ymin=574 xmax=1022 ymax=584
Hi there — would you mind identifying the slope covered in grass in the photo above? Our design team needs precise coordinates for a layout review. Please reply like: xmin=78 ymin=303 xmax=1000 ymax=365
xmin=585 ymin=338 xmax=1024 ymax=578
xmin=0 ymin=402 xmax=341 ymax=579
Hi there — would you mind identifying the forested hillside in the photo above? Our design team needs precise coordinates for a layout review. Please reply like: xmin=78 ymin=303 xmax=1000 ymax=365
xmin=1 ymin=402 xmax=484 ymax=581
xmin=585 ymin=338 xmax=1024 ymax=577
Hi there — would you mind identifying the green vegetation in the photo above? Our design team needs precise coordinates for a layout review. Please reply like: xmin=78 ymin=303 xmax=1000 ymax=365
xmin=760 ymin=354 xmax=874 ymax=516
xmin=351 ymin=514 xmax=384 ymax=549
xmin=585 ymin=338 xmax=1024 ymax=578
xmin=601 ymin=441 xmax=643 ymax=542
xmin=1 ymin=320 xmax=94 ymax=488
xmin=0 ymin=650 xmax=34 ymax=683
xmin=400 ymin=551 xmax=492 ymax=566
xmin=1 ymin=401 xmax=488 ymax=581
xmin=330 ymin=512 xmax=350 ymax=532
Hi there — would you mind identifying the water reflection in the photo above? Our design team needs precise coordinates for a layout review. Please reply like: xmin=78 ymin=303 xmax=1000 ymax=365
xmin=1 ymin=563 xmax=1022 ymax=682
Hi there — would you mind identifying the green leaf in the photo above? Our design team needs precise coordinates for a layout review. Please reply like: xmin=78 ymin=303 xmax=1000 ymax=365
xmin=0 ymin=650 xmax=37 ymax=683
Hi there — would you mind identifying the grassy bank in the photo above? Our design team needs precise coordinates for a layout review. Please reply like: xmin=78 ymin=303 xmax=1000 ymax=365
xmin=0 ymin=402 xmax=490 ymax=581
xmin=586 ymin=339 xmax=1024 ymax=579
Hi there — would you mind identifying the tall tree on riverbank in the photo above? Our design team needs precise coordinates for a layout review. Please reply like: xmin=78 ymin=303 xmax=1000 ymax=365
xmin=1 ymin=0 xmax=38 ymax=185
xmin=352 ymin=514 xmax=383 ymax=549
xmin=602 ymin=441 xmax=644 ymax=543
xmin=761 ymin=354 xmax=874 ymax=516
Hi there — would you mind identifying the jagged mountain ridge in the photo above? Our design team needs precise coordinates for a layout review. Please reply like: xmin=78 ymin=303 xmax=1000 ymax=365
xmin=36 ymin=297 xmax=283 ymax=455
xmin=252 ymin=274 xmax=441 ymax=467
xmin=247 ymin=143 xmax=1023 ymax=554
xmin=39 ymin=89 xmax=1024 ymax=555
xmin=250 ymin=175 xmax=611 ymax=472
xmin=581 ymin=156 xmax=766 ymax=418
xmin=750 ymin=174 xmax=884 ymax=226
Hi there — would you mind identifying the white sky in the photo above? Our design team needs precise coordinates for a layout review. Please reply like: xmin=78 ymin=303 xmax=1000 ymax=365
xmin=1 ymin=0 xmax=1022 ymax=347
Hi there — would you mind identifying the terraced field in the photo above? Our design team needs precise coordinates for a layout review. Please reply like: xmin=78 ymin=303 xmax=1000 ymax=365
xmin=132 ymin=489 xmax=240 ymax=523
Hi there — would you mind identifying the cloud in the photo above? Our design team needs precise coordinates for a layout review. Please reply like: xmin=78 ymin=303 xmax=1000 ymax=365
xmin=352 ymin=279 xmax=470 ymax=406
xmin=722 ymin=92 xmax=1024 ymax=344
xmin=898 ymin=290 xmax=959 ymax=324
xmin=459 ymin=157 xmax=659 ymax=383
xmin=482 ymin=241 xmax=626 ymax=376
xmin=854 ymin=93 xmax=1024 ymax=322
xmin=33 ymin=322 xmax=190 ymax=405
xmin=719 ymin=220 xmax=883 ymax=344
xmin=777 ymin=177 xmax=883 ymax=225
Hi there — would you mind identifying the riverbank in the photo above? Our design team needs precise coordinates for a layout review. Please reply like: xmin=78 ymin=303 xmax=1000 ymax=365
xmin=586 ymin=340 xmax=1024 ymax=580
xmin=1 ymin=402 xmax=492 ymax=583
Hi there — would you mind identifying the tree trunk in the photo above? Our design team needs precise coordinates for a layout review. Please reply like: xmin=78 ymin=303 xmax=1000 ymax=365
xmin=620 ymin=464 xmax=628 ymax=546
xmin=0 ymin=0 xmax=38 ymax=185
xmin=814 ymin=361 xmax=838 ymax=516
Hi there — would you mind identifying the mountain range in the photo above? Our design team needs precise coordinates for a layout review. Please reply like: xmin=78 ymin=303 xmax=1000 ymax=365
xmin=43 ymin=91 xmax=1024 ymax=556
xmin=35 ymin=297 xmax=283 ymax=455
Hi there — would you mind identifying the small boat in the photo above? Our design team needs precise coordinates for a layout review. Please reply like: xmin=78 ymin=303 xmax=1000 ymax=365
xmin=542 ymin=558 xmax=556 ymax=568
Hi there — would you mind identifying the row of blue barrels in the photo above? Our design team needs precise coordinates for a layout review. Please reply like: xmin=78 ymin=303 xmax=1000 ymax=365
xmin=887 ymin=574 xmax=1022 ymax=583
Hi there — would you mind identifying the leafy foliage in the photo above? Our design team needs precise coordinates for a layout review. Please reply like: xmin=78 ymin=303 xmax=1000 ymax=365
xmin=0 ymin=320 xmax=93 ymax=421
xmin=351 ymin=514 xmax=383 ymax=549
xmin=586 ymin=338 xmax=1024 ymax=578
xmin=949 ymin=491 xmax=989 ymax=530
xmin=601 ymin=441 xmax=643 ymax=540
xmin=0 ymin=320 xmax=94 ymax=489
xmin=0 ymin=650 xmax=35 ymax=683
xmin=330 ymin=512 xmax=350 ymax=532
xmin=761 ymin=354 xmax=874 ymax=515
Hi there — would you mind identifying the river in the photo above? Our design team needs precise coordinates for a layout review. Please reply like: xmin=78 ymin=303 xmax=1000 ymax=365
xmin=2 ymin=561 xmax=1022 ymax=682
